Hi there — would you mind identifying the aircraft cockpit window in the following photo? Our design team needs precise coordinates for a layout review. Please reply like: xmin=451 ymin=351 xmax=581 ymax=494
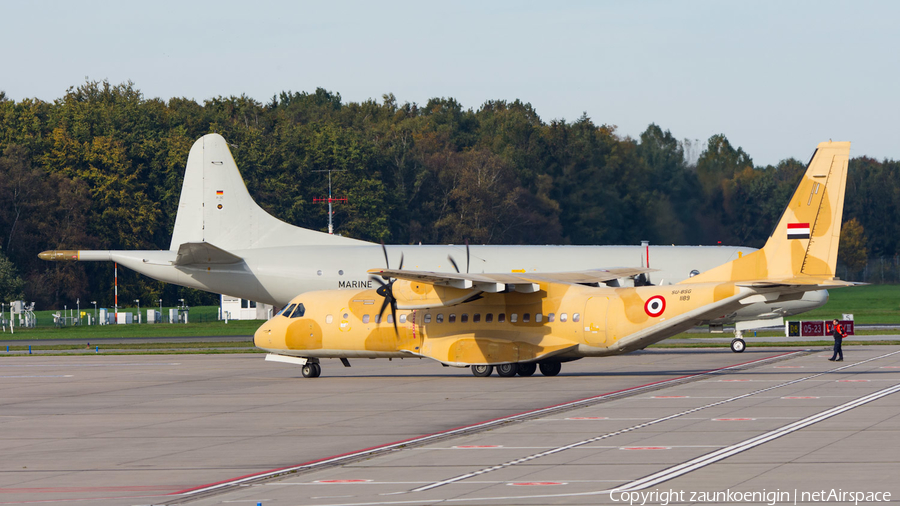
xmin=325 ymin=314 xmax=334 ymax=324
xmin=281 ymin=304 xmax=297 ymax=318
xmin=399 ymin=314 xmax=407 ymax=323
xmin=449 ymin=314 xmax=456 ymax=323
xmin=510 ymin=314 xmax=517 ymax=323
xmin=560 ymin=313 xmax=568 ymax=322
xmin=547 ymin=313 xmax=556 ymax=322
xmin=523 ymin=313 xmax=530 ymax=322
xmin=498 ymin=313 xmax=506 ymax=323
xmin=362 ymin=314 xmax=370 ymax=323
xmin=535 ymin=313 xmax=543 ymax=323
xmin=290 ymin=303 xmax=305 ymax=318
xmin=473 ymin=314 xmax=481 ymax=322
xmin=424 ymin=314 xmax=432 ymax=323
xmin=573 ymin=313 xmax=580 ymax=322
xmin=690 ymin=269 xmax=700 ymax=277
xmin=486 ymin=313 xmax=494 ymax=323
xmin=461 ymin=314 xmax=469 ymax=323
xmin=436 ymin=314 xmax=444 ymax=323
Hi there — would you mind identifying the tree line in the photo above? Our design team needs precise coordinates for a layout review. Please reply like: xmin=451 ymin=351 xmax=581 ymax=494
xmin=0 ymin=81 xmax=895 ymax=308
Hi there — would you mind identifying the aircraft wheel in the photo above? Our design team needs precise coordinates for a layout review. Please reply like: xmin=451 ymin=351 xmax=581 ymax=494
xmin=517 ymin=363 xmax=537 ymax=377
xmin=496 ymin=364 xmax=517 ymax=377
xmin=311 ymin=363 xmax=322 ymax=377
xmin=730 ymin=338 xmax=746 ymax=353
xmin=539 ymin=362 xmax=562 ymax=377
xmin=301 ymin=364 xmax=316 ymax=378
xmin=471 ymin=364 xmax=493 ymax=377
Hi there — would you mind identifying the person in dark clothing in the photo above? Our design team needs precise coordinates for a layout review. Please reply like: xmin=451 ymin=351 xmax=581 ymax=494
xmin=829 ymin=319 xmax=846 ymax=361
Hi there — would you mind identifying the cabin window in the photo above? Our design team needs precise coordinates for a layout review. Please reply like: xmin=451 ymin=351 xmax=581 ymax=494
xmin=399 ymin=314 xmax=407 ymax=323
xmin=343 ymin=313 xmax=349 ymax=319
xmin=535 ymin=313 xmax=543 ymax=323
xmin=547 ymin=313 xmax=555 ymax=322
xmin=486 ymin=313 xmax=494 ymax=323
xmin=573 ymin=313 xmax=580 ymax=322
xmin=375 ymin=315 xmax=382 ymax=324
xmin=449 ymin=314 xmax=457 ymax=323
xmin=362 ymin=314 xmax=370 ymax=323
xmin=436 ymin=314 xmax=444 ymax=323
xmin=317 ymin=270 xmax=323 ymax=276
xmin=510 ymin=313 xmax=517 ymax=323
xmin=473 ymin=314 xmax=481 ymax=322
xmin=325 ymin=314 xmax=334 ymax=324
xmin=424 ymin=314 xmax=432 ymax=323
xmin=498 ymin=313 xmax=506 ymax=323
xmin=560 ymin=313 xmax=568 ymax=322
xmin=387 ymin=314 xmax=394 ymax=324
xmin=281 ymin=304 xmax=296 ymax=317
xmin=523 ymin=313 xmax=530 ymax=322
xmin=338 ymin=270 xmax=344 ymax=275
xmin=461 ymin=313 xmax=469 ymax=323
xmin=291 ymin=303 xmax=305 ymax=318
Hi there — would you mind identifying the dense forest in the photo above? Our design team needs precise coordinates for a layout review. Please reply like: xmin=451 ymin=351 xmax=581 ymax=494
xmin=0 ymin=81 xmax=896 ymax=308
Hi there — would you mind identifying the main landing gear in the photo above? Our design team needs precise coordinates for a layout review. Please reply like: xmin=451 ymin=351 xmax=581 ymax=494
xmin=471 ymin=361 xmax=559 ymax=377
xmin=730 ymin=329 xmax=746 ymax=353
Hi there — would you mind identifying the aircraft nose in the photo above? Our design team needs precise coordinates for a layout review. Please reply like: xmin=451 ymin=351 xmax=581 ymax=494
xmin=253 ymin=324 xmax=272 ymax=349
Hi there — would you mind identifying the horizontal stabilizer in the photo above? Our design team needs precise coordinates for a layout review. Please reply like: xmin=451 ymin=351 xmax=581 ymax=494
xmin=174 ymin=242 xmax=243 ymax=266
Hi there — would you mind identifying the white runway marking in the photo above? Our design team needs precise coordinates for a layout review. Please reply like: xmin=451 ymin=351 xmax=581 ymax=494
xmin=613 ymin=381 xmax=900 ymax=492
xmin=180 ymin=351 xmax=803 ymax=497
xmin=411 ymin=350 xmax=900 ymax=492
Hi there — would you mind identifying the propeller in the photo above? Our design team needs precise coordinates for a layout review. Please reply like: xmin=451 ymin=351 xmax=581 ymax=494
xmin=448 ymin=239 xmax=470 ymax=274
xmin=372 ymin=242 xmax=403 ymax=334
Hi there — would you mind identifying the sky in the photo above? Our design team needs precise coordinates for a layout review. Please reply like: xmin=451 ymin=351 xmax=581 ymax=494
xmin=2 ymin=0 xmax=897 ymax=165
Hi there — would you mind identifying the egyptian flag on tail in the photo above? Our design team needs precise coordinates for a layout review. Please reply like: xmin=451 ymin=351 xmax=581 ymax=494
xmin=787 ymin=222 xmax=810 ymax=240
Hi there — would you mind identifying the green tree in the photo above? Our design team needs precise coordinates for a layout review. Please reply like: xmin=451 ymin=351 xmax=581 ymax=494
xmin=0 ymin=249 xmax=25 ymax=302
xmin=839 ymin=218 xmax=868 ymax=277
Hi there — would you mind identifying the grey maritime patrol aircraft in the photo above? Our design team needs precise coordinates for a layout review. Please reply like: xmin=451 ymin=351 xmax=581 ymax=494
xmin=39 ymin=133 xmax=827 ymax=341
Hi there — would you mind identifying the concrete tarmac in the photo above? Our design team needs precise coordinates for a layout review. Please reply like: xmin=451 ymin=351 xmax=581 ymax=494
xmin=1 ymin=346 xmax=898 ymax=506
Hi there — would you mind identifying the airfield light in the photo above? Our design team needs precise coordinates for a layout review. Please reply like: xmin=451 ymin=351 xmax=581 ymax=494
xmin=134 ymin=299 xmax=140 ymax=323
xmin=158 ymin=299 xmax=162 ymax=323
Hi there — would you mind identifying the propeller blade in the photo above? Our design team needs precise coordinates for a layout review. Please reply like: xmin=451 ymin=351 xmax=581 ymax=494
xmin=381 ymin=241 xmax=390 ymax=269
xmin=371 ymin=276 xmax=387 ymax=288
xmin=390 ymin=300 xmax=399 ymax=335
xmin=398 ymin=252 xmax=404 ymax=271
xmin=465 ymin=239 xmax=470 ymax=273
xmin=377 ymin=293 xmax=390 ymax=321
xmin=448 ymin=255 xmax=460 ymax=273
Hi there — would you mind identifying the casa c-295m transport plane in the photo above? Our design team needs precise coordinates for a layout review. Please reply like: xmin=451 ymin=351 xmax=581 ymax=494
xmin=39 ymin=134 xmax=827 ymax=333
xmin=255 ymin=141 xmax=856 ymax=378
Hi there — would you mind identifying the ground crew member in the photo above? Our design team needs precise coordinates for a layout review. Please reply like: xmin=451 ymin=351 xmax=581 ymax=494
xmin=829 ymin=319 xmax=846 ymax=362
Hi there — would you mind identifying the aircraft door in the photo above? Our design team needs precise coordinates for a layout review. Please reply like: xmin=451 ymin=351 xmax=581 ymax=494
xmin=583 ymin=296 xmax=609 ymax=346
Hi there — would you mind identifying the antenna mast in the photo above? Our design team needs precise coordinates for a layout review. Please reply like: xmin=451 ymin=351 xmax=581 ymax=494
xmin=313 ymin=169 xmax=347 ymax=235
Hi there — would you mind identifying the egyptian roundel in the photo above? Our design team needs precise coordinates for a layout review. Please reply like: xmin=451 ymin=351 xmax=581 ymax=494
xmin=644 ymin=295 xmax=666 ymax=317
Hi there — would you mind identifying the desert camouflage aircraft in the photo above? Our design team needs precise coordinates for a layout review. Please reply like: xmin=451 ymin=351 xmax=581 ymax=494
xmin=38 ymin=133 xmax=828 ymax=332
xmin=255 ymin=141 xmax=856 ymax=377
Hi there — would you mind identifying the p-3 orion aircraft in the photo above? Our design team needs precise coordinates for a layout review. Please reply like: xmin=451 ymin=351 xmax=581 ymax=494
xmin=256 ymin=141 xmax=856 ymax=378
xmin=39 ymin=133 xmax=828 ymax=332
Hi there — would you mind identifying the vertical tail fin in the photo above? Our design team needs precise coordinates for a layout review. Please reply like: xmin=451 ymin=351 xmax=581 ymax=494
xmin=169 ymin=134 xmax=368 ymax=251
xmin=684 ymin=141 xmax=851 ymax=284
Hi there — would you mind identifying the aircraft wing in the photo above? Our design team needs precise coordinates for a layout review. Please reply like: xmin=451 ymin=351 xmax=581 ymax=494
xmin=173 ymin=242 xmax=243 ymax=266
xmin=369 ymin=267 xmax=655 ymax=286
